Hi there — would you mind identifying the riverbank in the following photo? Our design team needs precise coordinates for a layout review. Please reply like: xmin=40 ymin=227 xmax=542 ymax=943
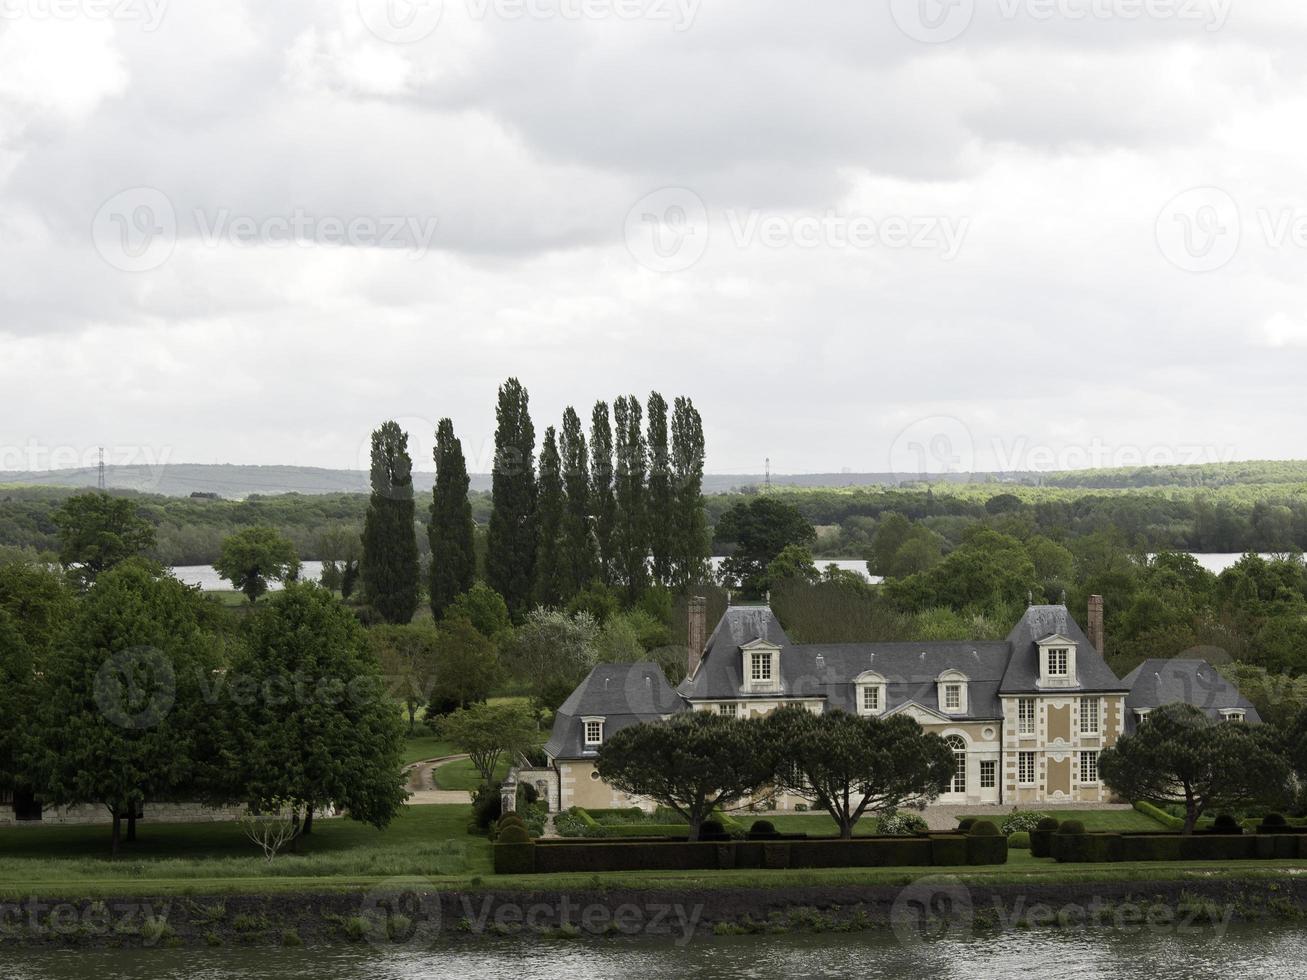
xmin=2 ymin=871 xmax=1306 ymax=949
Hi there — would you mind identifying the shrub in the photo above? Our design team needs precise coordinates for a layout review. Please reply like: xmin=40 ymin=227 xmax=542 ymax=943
xmin=956 ymin=818 xmax=976 ymax=832
xmin=1000 ymin=810 xmax=1048 ymax=835
xmin=930 ymin=835 xmax=969 ymax=867
xmin=1135 ymin=800 xmax=1184 ymax=830
xmin=1029 ymin=817 xmax=1060 ymax=858
xmin=497 ymin=824 xmax=531 ymax=844
xmin=967 ymin=830 xmax=1008 ymax=866
xmin=969 ymin=820 xmax=1000 ymax=836
xmin=1036 ymin=817 xmax=1060 ymax=830
xmin=700 ymin=820 xmax=725 ymax=838
xmin=470 ymin=781 xmax=503 ymax=830
xmin=1008 ymin=832 xmax=1031 ymax=849
xmin=553 ymin=811 xmax=590 ymax=838
xmin=1212 ymin=814 xmax=1242 ymax=834
xmin=1058 ymin=820 xmax=1087 ymax=835
xmin=493 ymin=842 xmax=536 ymax=874
xmin=1263 ymin=813 xmax=1288 ymax=827
xmin=879 ymin=810 xmax=929 ymax=836
xmin=748 ymin=819 xmax=776 ymax=836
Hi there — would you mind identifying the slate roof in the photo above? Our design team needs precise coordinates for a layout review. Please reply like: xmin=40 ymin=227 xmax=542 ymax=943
xmin=544 ymin=662 xmax=685 ymax=761
xmin=1121 ymin=659 xmax=1261 ymax=732
xmin=999 ymin=605 xmax=1130 ymax=695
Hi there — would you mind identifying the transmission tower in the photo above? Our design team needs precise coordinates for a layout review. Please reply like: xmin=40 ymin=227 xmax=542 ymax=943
xmin=98 ymin=447 xmax=105 ymax=490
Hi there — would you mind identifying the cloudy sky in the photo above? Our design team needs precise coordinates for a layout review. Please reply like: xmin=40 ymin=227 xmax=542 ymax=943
xmin=3 ymin=0 xmax=1306 ymax=478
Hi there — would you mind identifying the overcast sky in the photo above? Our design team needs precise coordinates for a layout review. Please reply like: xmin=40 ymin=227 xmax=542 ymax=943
xmin=3 ymin=0 xmax=1306 ymax=477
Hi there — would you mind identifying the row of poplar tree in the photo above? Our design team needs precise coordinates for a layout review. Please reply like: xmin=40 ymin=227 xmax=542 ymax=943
xmin=359 ymin=379 xmax=710 ymax=623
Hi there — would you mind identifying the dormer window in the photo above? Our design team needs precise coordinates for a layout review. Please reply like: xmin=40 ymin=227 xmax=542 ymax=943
xmin=583 ymin=717 xmax=605 ymax=746
xmin=741 ymin=639 xmax=781 ymax=693
xmin=854 ymin=671 xmax=886 ymax=716
xmin=1036 ymin=635 xmax=1079 ymax=688
xmin=1220 ymin=709 xmax=1246 ymax=723
xmin=936 ymin=670 xmax=969 ymax=715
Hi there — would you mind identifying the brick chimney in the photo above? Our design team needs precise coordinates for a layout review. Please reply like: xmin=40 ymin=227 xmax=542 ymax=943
xmin=1087 ymin=595 xmax=1105 ymax=657
xmin=687 ymin=596 xmax=707 ymax=678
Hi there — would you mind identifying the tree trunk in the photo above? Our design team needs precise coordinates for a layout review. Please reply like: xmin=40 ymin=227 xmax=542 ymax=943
xmin=290 ymin=810 xmax=302 ymax=852
xmin=1183 ymin=804 xmax=1200 ymax=835
xmin=687 ymin=814 xmax=701 ymax=842
xmin=127 ymin=811 xmax=137 ymax=842
xmin=303 ymin=808 xmax=314 ymax=836
xmin=111 ymin=812 xmax=121 ymax=858
xmin=839 ymin=818 xmax=854 ymax=840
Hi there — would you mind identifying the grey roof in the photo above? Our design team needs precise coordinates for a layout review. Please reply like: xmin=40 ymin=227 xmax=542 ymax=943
xmin=545 ymin=662 xmax=685 ymax=761
xmin=1121 ymin=659 xmax=1261 ymax=732
xmin=999 ymin=605 xmax=1129 ymax=694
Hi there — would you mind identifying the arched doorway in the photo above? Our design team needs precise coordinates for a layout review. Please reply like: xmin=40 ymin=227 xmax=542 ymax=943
xmin=945 ymin=734 xmax=967 ymax=798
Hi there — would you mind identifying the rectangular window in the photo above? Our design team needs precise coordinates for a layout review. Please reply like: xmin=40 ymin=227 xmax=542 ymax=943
xmin=1018 ymin=752 xmax=1037 ymax=786
xmin=1080 ymin=697 xmax=1100 ymax=735
xmin=1081 ymin=750 xmax=1099 ymax=783
xmin=1048 ymin=649 xmax=1068 ymax=676
xmin=584 ymin=720 xmax=604 ymax=745
xmin=944 ymin=684 xmax=961 ymax=710
xmin=719 ymin=702 xmax=738 ymax=718
xmin=1018 ymin=698 xmax=1036 ymax=736
xmin=751 ymin=653 xmax=772 ymax=682
xmin=980 ymin=760 xmax=996 ymax=789
xmin=862 ymin=687 xmax=880 ymax=712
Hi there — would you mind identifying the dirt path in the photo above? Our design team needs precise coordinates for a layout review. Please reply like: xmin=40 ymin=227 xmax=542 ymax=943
xmin=403 ymin=754 xmax=474 ymax=805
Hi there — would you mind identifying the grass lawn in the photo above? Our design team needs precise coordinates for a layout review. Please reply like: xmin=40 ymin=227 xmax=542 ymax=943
xmin=742 ymin=813 xmax=882 ymax=836
xmin=3 ymin=803 xmax=1307 ymax=899
xmin=961 ymin=809 xmax=1164 ymax=833
xmin=401 ymin=734 xmax=460 ymax=766
xmin=433 ymin=756 xmax=506 ymax=791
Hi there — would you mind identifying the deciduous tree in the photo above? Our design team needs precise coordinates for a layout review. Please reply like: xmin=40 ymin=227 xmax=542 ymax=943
xmin=559 ymin=406 xmax=594 ymax=595
xmin=361 ymin=421 xmax=420 ymax=624
xmin=214 ymin=526 xmax=300 ymax=603
xmin=52 ymin=493 xmax=156 ymax=589
xmin=669 ymin=396 xmax=710 ymax=590
xmin=487 ymin=379 xmax=537 ymax=619
xmin=612 ymin=395 xmax=647 ymax=601
xmin=533 ymin=427 xmax=567 ymax=608
xmin=590 ymin=401 xmax=617 ymax=585
xmin=434 ymin=701 xmax=537 ymax=785
xmin=429 ymin=418 xmax=476 ymax=618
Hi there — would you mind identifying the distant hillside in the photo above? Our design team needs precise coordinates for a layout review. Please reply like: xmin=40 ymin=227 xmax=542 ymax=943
xmin=5 ymin=460 xmax=1307 ymax=499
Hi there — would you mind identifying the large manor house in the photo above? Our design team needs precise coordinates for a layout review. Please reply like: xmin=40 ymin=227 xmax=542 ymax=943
xmin=528 ymin=598 xmax=1258 ymax=813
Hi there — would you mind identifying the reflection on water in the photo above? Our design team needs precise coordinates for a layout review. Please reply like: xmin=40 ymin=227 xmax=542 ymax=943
xmin=3 ymin=926 xmax=1305 ymax=980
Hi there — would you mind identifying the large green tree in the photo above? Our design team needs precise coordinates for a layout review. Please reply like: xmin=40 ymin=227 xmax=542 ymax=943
xmin=214 ymin=526 xmax=300 ymax=603
xmin=533 ymin=426 xmax=567 ymax=608
xmin=361 ymin=421 xmax=420 ymax=624
xmin=367 ymin=623 xmax=441 ymax=733
xmin=0 ymin=611 xmax=34 ymax=798
xmin=429 ymin=418 xmax=476 ymax=619
xmin=646 ymin=392 xmax=674 ymax=587
xmin=444 ymin=582 xmax=512 ymax=639
xmin=715 ymin=497 xmax=815 ymax=597
xmin=52 ymin=492 xmax=156 ymax=589
xmin=426 ymin=617 xmax=502 ymax=717
xmin=1099 ymin=702 xmax=1291 ymax=833
xmin=559 ymin=406 xmax=594 ymax=595
xmin=764 ymin=707 xmax=954 ymax=838
xmin=500 ymin=608 xmax=599 ymax=713
xmin=487 ymin=378 xmax=537 ymax=619
xmin=433 ymin=701 xmax=537 ymax=785
xmin=612 ymin=395 xmax=648 ymax=601
xmin=669 ymin=396 xmax=710 ymax=589
xmin=36 ymin=561 xmax=216 ymax=854
xmin=220 ymin=584 xmax=408 ymax=836
xmin=589 ymin=401 xmax=617 ymax=586
xmin=597 ymin=712 xmax=776 ymax=840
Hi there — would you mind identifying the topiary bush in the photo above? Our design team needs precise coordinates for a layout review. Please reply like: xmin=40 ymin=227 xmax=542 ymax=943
xmin=956 ymin=817 xmax=976 ymax=832
xmin=470 ymin=781 xmax=503 ymax=831
xmin=1000 ymin=810 xmax=1048 ymax=835
xmin=1008 ymin=831 xmax=1031 ymax=849
xmin=1263 ymin=813 xmax=1288 ymax=827
xmin=969 ymin=820 xmax=1000 ymax=836
xmin=1058 ymin=820 xmax=1087 ymax=835
xmin=1036 ymin=817 xmax=1060 ymax=830
xmin=1029 ymin=816 xmax=1060 ymax=858
xmin=700 ymin=819 xmax=726 ymax=838
xmin=879 ymin=810 xmax=930 ymax=836
xmin=497 ymin=824 xmax=531 ymax=844
xmin=748 ymin=819 xmax=776 ymax=836
xmin=1212 ymin=814 xmax=1242 ymax=834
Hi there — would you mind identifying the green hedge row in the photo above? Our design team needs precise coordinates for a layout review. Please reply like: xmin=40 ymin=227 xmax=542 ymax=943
xmin=1134 ymin=800 xmax=1185 ymax=830
xmin=493 ymin=832 xmax=1006 ymax=875
xmin=1051 ymin=831 xmax=1307 ymax=864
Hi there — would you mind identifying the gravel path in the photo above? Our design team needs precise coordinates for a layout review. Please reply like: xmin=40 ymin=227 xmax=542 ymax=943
xmin=402 ymin=754 xmax=474 ymax=805
xmin=920 ymin=802 xmax=1134 ymax=830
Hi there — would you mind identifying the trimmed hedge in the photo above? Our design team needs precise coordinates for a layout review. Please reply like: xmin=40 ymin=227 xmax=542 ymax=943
xmin=495 ymin=833 xmax=1002 ymax=874
xmin=1050 ymin=830 xmax=1307 ymax=863
xmin=967 ymin=823 xmax=1008 ymax=866
xmin=1030 ymin=817 xmax=1059 ymax=858
xmin=1008 ymin=832 xmax=1031 ymax=850
xmin=1134 ymin=800 xmax=1184 ymax=830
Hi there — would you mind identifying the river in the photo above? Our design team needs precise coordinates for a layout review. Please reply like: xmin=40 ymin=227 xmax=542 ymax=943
xmin=1 ymin=925 xmax=1303 ymax=978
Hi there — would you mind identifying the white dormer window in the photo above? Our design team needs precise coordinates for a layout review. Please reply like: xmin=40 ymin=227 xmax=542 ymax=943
xmin=1220 ymin=709 xmax=1246 ymax=723
xmin=583 ymin=718 xmax=605 ymax=746
xmin=741 ymin=639 xmax=781 ymax=693
xmin=854 ymin=671 xmax=886 ymax=716
xmin=936 ymin=670 xmax=969 ymax=715
xmin=1036 ymin=635 xmax=1079 ymax=688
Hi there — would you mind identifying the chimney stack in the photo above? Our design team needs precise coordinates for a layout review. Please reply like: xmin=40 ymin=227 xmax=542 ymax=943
xmin=1087 ymin=595 xmax=1105 ymax=657
xmin=687 ymin=596 xmax=707 ymax=678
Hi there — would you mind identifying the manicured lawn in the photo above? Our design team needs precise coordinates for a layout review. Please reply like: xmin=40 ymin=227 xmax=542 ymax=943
xmin=433 ymin=756 xmax=506 ymax=791
xmin=401 ymin=734 xmax=460 ymax=766
xmin=742 ymin=813 xmax=882 ymax=836
xmin=961 ymin=809 xmax=1164 ymax=832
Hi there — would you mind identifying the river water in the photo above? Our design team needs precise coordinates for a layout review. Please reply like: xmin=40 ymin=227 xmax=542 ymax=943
xmin=1 ymin=926 xmax=1303 ymax=979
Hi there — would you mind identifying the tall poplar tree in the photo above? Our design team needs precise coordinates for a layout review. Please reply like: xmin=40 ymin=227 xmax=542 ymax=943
xmin=559 ymin=406 xmax=594 ymax=594
xmin=534 ymin=427 xmax=567 ymax=607
xmin=646 ymin=391 xmax=673 ymax=587
xmin=589 ymin=401 xmax=617 ymax=586
xmin=487 ymin=378 xmax=537 ymax=619
xmin=429 ymin=418 xmax=476 ymax=619
xmin=361 ymin=420 xmax=420 ymax=624
xmin=612 ymin=394 xmax=648 ymax=600
xmin=671 ymin=396 xmax=710 ymax=589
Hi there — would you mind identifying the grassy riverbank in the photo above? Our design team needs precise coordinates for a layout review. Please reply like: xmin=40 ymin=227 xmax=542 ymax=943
xmin=4 ymin=803 xmax=1307 ymax=901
